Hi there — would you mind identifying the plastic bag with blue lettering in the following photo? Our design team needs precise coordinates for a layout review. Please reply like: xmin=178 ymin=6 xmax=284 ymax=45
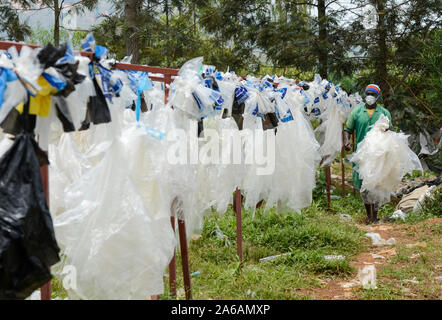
xmin=266 ymin=102 xmax=321 ymax=212
xmin=122 ymin=70 xmax=152 ymax=120
xmin=0 ymin=66 xmax=18 ymax=110
xmin=168 ymin=58 xmax=222 ymax=120
xmin=110 ymin=69 xmax=138 ymax=109
xmin=315 ymin=97 xmax=347 ymax=166
xmin=273 ymin=87 xmax=292 ymax=120
xmin=96 ymin=64 xmax=123 ymax=103
xmin=243 ymin=86 xmax=274 ymax=115
xmin=349 ymin=115 xmax=423 ymax=206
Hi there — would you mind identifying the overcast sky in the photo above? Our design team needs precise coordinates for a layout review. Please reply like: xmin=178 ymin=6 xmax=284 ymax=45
xmin=19 ymin=0 xmax=114 ymax=30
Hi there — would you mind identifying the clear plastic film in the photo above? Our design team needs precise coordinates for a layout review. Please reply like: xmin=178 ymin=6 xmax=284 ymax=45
xmin=53 ymin=100 xmax=175 ymax=299
xmin=239 ymin=114 xmax=274 ymax=216
xmin=197 ymin=116 xmax=244 ymax=215
xmin=349 ymin=115 xmax=423 ymax=205
xmin=315 ymin=97 xmax=347 ymax=166
xmin=266 ymin=95 xmax=321 ymax=212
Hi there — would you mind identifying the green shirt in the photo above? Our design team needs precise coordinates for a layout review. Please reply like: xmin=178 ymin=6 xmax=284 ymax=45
xmin=344 ymin=104 xmax=392 ymax=190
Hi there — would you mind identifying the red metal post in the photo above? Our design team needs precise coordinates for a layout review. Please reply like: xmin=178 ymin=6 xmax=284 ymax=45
xmin=177 ymin=218 xmax=192 ymax=300
xmin=40 ymin=155 xmax=51 ymax=300
xmin=235 ymin=188 xmax=243 ymax=261
xmin=325 ymin=165 xmax=331 ymax=210
xmin=164 ymin=74 xmax=172 ymax=104
xmin=169 ymin=215 xmax=177 ymax=298
xmin=341 ymin=126 xmax=346 ymax=198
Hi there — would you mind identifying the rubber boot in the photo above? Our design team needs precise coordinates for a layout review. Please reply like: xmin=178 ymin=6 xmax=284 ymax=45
xmin=371 ymin=205 xmax=379 ymax=224
xmin=364 ymin=203 xmax=372 ymax=224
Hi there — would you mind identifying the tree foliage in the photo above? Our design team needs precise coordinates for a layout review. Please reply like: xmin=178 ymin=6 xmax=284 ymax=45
xmin=1 ymin=0 xmax=440 ymax=133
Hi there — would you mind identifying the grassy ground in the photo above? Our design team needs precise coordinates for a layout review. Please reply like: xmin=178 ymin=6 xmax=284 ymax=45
xmin=164 ymin=202 xmax=366 ymax=300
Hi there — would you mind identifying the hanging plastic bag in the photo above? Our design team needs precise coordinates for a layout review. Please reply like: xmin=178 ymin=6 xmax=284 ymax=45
xmin=80 ymin=77 xmax=112 ymax=130
xmin=315 ymin=98 xmax=347 ymax=166
xmin=54 ymin=130 xmax=175 ymax=300
xmin=266 ymin=102 xmax=321 ymax=212
xmin=64 ymin=56 xmax=94 ymax=130
xmin=0 ymin=99 xmax=60 ymax=299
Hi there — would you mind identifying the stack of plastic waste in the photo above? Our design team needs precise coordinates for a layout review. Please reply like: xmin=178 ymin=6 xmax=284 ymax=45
xmin=349 ymin=115 xmax=423 ymax=205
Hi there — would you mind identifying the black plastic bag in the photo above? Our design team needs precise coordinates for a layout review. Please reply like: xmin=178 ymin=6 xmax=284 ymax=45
xmin=53 ymin=96 xmax=75 ymax=132
xmin=0 ymin=98 xmax=60 ymax=300
xmin=54 ymin=61 xmax=86 ymax=98
xmin=80 ymin=76 xmax=111 ymax=130
xmin=0 ymin=108 xmax=37 ymax=137
xmin=37 ymin=43 xmax=67 ymax=70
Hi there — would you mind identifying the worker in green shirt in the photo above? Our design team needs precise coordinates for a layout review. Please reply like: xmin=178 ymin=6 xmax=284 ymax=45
xmin=343 ymin=84 xmax=391 ymax=224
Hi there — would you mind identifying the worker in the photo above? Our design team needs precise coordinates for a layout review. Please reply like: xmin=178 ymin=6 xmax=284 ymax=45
xmin=344 ymin=84 xmax=392 ymax=224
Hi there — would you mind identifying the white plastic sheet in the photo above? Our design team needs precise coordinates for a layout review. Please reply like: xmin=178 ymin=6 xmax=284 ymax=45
xmin=52 ymin=87 xmax=176 ymax=300
xmin=315 ymin=97 xmax=347 ymax=166
xmin=266 ymin=99 xmax=321 ymax=212
xmin=350 ymin=115 xmax=423 ymax=205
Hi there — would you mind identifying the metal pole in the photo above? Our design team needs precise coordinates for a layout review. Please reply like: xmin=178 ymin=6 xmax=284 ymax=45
xmin=178 ymin=218 xmax=192 ymax=300
xmin=169 ymin=215 xmax=177 ymax=298
xmin=341 ymin=126 xmax=346 ymax=198
xmin=164 ymin=74 xmax=171 ymax=103
xmin=40 ymin=154 xmax=51 ymax=300
xmin=235 ymin=188 xmax=242 ymax=261
xmin=326 ymin=165 xmax=331 ymax=210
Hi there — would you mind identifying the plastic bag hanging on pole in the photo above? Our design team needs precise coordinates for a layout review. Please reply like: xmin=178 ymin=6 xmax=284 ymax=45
xmin=124 ymin=70 xmax=152 ymax=122
xmin=0 ymin=98 xmax=60 ymax=299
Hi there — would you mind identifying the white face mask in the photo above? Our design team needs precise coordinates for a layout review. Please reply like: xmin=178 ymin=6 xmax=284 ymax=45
xmin=365 ymin=95 xmax=377 ymax=106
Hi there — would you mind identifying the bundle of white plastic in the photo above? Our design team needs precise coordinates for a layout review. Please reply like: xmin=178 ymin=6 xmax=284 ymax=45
xmin=197 ymin=115 xmax=244 ymax=215
xmin=239 ymin=113 xmax=275 ymax=216
xmin=315 ymin=96 xmax=347 ymax=166
xmin=349 ymin=115 xmax=423 ymax=205
xmin=266 ymin=99 xmax=321 ymax=213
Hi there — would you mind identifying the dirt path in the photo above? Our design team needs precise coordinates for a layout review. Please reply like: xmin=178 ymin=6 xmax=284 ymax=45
xmin=298 ymin=218 xmax=442 ymax=300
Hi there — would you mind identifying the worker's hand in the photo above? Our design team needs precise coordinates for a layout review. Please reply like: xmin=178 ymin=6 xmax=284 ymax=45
xmin=343 ymin=131 xmax=352 ymax=151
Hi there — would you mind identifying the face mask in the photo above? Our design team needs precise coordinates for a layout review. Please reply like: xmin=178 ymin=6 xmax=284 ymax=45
xmin=365 ymin=95 xmax=377 ymax=106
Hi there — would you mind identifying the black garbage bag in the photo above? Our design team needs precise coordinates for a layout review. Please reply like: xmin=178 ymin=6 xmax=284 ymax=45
xmin=53 ymin=96 xmax=75 ymax=132
xmin=54 ymin=61 xmax=86 ymax=98
xmin=37 ymin=43 xmax=67 ymax=70
xmin=0 ymin=108 xmax=37 ymax=137
xmin=79 ymin=76 xmax=111 ymax=130
xmin=0 ymin=99 xmax=60 ymax=300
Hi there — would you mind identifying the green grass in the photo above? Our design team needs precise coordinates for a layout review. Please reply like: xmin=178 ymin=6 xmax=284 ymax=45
xmin=165 ymin=201 xmax=366 ymax=300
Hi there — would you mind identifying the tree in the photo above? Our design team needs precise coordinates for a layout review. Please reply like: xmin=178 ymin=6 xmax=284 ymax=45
xmin=0 ymin=0 xmax=32 ymax=41
xmin=347 ymin=0 xmax=441 ymax=131
xmin=14 ymin=0 xmax=98 ymax=46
